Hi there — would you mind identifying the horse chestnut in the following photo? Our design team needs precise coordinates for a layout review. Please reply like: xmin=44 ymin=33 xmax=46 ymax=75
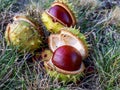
xmin=52 ymin=45 xmax=82 ymax=71
xmin=48 ymin=5 xmax=73 ymax=27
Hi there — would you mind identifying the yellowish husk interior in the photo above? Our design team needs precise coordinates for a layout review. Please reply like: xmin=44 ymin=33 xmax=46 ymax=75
xmin=41 ymin=12 xmax=64 ymax=33
xmin=5 ymin=20 xmax=42 ymax=52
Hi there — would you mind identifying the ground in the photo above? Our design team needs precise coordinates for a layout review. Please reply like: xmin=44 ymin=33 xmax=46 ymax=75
xmin=0 ymin=0 xmax=120 ymax=90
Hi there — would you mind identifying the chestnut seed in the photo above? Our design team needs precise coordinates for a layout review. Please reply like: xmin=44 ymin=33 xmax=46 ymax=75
xmin=52 ymin=45 xmax=82 ymax=71
xmin=48 ymin=5 xmax=73 ymax=27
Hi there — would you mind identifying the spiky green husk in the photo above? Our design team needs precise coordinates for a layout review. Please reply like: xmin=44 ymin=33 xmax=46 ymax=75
xmin=46 ymin=68 xmax=84 ymax=84
xmin=41 ymin=12 xmax=64 ymax=33
xmin=65 ymin=27 xmax=87 ymax=43
xmin=5 ymin=20 xmax=43 ymax=52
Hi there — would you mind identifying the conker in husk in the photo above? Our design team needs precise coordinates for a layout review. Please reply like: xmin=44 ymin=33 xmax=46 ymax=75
xmin=43 ymin=27 xmax=88 ymax=83
xmin=52 ymin=45 xmax=82 ymax=71
xmin=41 ymin=1 xmax=76 ymax=33
xmin=5 ymin=15 xmax=44 ymax=52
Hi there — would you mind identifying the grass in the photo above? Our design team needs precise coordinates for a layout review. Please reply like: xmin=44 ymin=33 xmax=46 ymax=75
xmin=90 ymin=26 xmax=120 ymax=90
xmin=0 ymin=0 xmax=17 ymax=12
xmin=0 ymin=0 xmax=120 ymax=90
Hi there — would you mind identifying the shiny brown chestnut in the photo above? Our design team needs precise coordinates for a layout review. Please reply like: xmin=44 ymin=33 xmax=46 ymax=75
xmin=52 ymin=45 xmax=82 ymax=71
xmin=46 ymin=2 xmax=76 ymax=27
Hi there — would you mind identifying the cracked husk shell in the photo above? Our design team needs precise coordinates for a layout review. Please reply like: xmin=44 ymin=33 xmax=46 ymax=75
xmin=48 ymin=27 xmax=88 ymax=59
xmin=5 ymin=15 xmax=44 ymax=52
